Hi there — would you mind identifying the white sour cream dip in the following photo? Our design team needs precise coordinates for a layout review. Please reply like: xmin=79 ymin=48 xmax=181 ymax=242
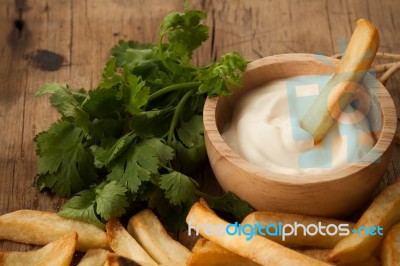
xmin=222 ymin=75 xmax=375 ymax=175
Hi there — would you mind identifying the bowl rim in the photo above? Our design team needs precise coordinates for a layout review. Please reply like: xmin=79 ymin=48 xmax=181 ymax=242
xmin=203 ymin=53 xmax=397 ymax=185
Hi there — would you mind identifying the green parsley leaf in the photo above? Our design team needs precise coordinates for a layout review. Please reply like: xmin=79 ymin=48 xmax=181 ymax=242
xmin=35 ymin=120 xmax=96 ymax=197
xmin=58 ymin=189 xmax=104 ymax=229
xmin=198 ymin=52 xmax=249 ymax=97
xmin=198 ymin=191 xmax=254 ymax=221
xmin=59 ymin=181 xmax=129 ymax=229
xmin=161 ymin=10 xmax=208 ymax=62
xmin=83 ymin=87 xmax=123 ymax=118
xmin=130 ymin=108 xmax=174 ymax=138
xmin=95 ymin=181 xmax=129 ymax=220
xmin=36 ymin=83 xmax=90 ymax=134
xmin=159 ymin=171 xmax=198 ymax=206
xmin=177 ymin=115 xmax=204 ymax=148
xmin=119 ymin=67 xmax=149 ymax=114
xmin=111 ymin=40 xmax=157 ymax=69
xmin=172 ymin=115 xmax=206 ymax=173
xmin=92 ymin=132 xmax=136 ymax=168
xmin=107 ymin=138 xmax=174 ymax=193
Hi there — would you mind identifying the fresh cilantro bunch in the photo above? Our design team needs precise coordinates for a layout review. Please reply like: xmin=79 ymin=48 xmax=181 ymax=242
xmin=34 ymin=4 xmax=252 ymax=231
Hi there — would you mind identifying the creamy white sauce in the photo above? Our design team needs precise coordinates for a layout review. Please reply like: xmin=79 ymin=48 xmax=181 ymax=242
xmin=222 ymin=75 xmax=375 ymax=175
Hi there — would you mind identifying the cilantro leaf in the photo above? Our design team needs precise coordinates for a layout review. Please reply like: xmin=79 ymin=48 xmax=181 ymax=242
xmin=111 ymin=40 xmax=157 ymax=69
xmin=198 ymin=191 xmax=254 ymax=221
xmin=35 ymin=120 xmax=96 ymax=197
xmin=198 ymin=52 xmax=249 ymax=97
xmin=98 ymin=58 xmax=121 ymax=90
xmin=59 ymin=181 xmax=129 ymax=229
xmin=177 ymin=115 xmax=204 ymax=148
xmin=96 ymin=59 xmax=150 ymax=115
xmin=58 ymin=189 xmax=104 ymax=229
xmin=92 ymin=132 xmax=136 ymax=168
xmin=159 ymin=171 xmax=198 ymax=206
xmin=36 ymin=83 xmax=90 ymax=134
xmin=172 ymin=115 xmax=206 ymax=173
xmin=119 ymin=67 xmax=150 ymax=114
xmin=84 ymin=87 xmax=123 ymax=118
xmin=107 ymin=138 xmax=174 ymax=193
xmin=95 ymin=181 xmax=129 ymax=220
xmin=161 ymin=10 xmax=208 ymax=62
xmin=130 ymin=108 xmax=174 ymax=138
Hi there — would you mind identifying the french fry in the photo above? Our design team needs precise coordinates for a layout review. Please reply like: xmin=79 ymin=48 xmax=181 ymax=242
xmin=127 ymin=209 xmax=191 ymax=265
xmin=381 ymin=222 xmax=400 ymax=266
xmin=0 ymin=232 xmax=77 ymax=266
xmin=296 ymin=249 xmax=380 ymax=266
xmin=77 ymin=249 xmax=110 ymax=266
xmin=301 ymin=19 xmax=379 ymax=142
xmin=187 ymin=238 xmax=260 ymax=266
xmin=106 ymin=218 xmax=157 ymax=266
xmin=0 ymin=210 xmax=107 ymax=252
xmin=242 ymin=211 xmax=354 ymax=248
xmin=186 ymin=200 xmax=330 ymax=266
xmin=328 ymin=180 xmax=400 ymax=263
xmin=106 ymin=253 xmax=141 ymax=266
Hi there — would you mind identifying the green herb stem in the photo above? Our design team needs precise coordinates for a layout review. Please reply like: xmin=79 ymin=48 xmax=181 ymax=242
xmin=167 ymin=90 xmax=194 ymax=145
xmin=158 ymin=33 xmax=173 ymax=73
xmin=149 ymin=82 xmax=200 ymax=101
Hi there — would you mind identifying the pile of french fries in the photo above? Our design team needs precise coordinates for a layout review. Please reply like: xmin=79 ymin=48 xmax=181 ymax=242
xmin=0 ymin=180 xmax=400 ymax=265
xmin=0 ymin=209 xmax=192 ymax=266
xmin=186 ymin=181 xmax=400 ymax=266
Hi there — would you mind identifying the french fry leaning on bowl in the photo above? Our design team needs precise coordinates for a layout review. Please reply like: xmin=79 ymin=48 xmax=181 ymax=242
xmin=301 ymin=19 xmax=380 ymax=143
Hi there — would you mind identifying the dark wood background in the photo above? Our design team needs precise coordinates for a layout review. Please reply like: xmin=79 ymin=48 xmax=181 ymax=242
xmin=1 ymin=0 xmax=400 ymax=252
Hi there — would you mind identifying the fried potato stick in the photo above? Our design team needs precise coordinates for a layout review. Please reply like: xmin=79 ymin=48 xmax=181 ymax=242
xmin=106 ymin=218 xmax=157 ymax=266
xmin=127 ymin=209 xmax=191 ymax=265
xmin=187 ymin=238 xmax=260 ymax=266
xmin=296 ymin=249 xmax=380 ymax=266
xmin=186 ymin=201 xmax=330 ymax=266
xmin=381 ymin=222 xmax=400 ymax=266
xmin=0 ymin=210 xmax=107 ymax=252
xmin=301 ymin=19 xmax=379 ymax=142
xmin=0 ymin=232 xmax=77 ymax=266
xmin=77 ymin=249 xmax=110 ymax=266
xmin=106 ymin=253 xmax=142 ymax=266
xmin=242 ymin=211 xmax=354 ymax=249
xmin=329 ymin=181 xmax=400 ymax=263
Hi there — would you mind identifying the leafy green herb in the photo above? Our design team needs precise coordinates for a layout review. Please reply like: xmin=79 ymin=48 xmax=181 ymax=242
xmin=59 ymin=181 xmax=129 ymax=229
xmin=34 ymin=3 xmax=252 ymax=231
xmin=198 ymin=191 xmax=255 ymax=221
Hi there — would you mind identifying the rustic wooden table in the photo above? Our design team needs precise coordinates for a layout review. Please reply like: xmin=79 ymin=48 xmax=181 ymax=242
xmin=1 ymin=0 xmax=400 ymax=254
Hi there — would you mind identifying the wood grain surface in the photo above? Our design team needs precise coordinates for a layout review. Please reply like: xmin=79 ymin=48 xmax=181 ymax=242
xmin=1 ymin=0 xmax=400 ymax=253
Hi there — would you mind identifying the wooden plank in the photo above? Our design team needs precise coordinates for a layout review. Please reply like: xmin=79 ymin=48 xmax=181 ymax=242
xmin=0 ymin=0 xmax=400 ymax=254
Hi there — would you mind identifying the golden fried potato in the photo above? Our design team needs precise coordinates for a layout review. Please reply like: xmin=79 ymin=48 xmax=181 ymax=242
xmin=301 ymin=19 xmax=379 ymax=142
xmin=187 ymin=238 xmax=260 ymax=266
xmin=381 ymin=222 xmax=400 ymax=266
xmin=0 ymin=232 xmax=77 ymax=266
xmin=106 ymin=218 xmax=157 ymax=266
xmin=242 ymin=211 xmax=354 ymax=248
xmin=0 ymin=210 xmax=107 ymax=252
xmin=186 ymin=200 xmax=330 ymax=266
xmin=127 ymin=209 xmax=191 ymax=265
xmin=77 ymin=248 xmax=110 ymax=266
xmin=329 ymin=181 xmax=400 ymax=263
xmin=105 ymin=253 xmax=141 ymax=266
xmin=297 ymin=249 xmax=380 ymax=266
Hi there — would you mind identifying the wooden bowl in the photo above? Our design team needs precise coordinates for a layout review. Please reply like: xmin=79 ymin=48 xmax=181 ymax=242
xmin=203 ymin=53 xmax=397 ymax=217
